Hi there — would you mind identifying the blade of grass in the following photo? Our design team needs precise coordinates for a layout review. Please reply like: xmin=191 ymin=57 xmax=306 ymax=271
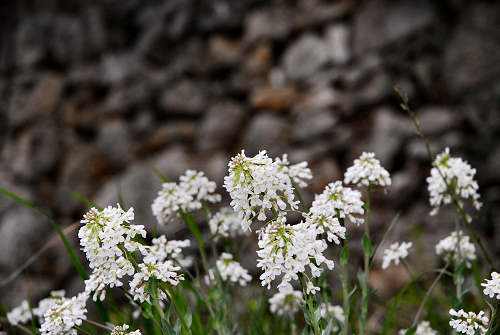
xmin=64 ymin=188 xmax=102 ymax=210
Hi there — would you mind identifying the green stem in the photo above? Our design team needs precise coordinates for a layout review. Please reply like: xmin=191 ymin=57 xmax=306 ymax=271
xmin=299 ymin=275 xmax=321 ymax=335
xmin=359 ymin=186 xmax=371 ymax=335
xmin=341 ymin=240 xmax=350 ymax=335
xmin=291 ymin=180 xmax=308 ymax=211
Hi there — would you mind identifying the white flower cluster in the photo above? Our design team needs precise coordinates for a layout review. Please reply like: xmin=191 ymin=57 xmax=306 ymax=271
xmin=275 ymin=154 xmax=313 ymax=188
xmin=435 ymin=231 xmax=476 ymax=267
xmin=256 ymin=214 xmax=334 ymax=292
xmin=344 ymin=152 xmax=391 ymax=188
xmin=6 ymin=300 xmax=31 ymax=325
xmin=129 ymin=259 xmax=184 ymax=303
xmin=224 ymin=150 xmax=308 ymax=230
xmin=215 ymin=253 xmax=252 ymax=286
xmin=318 ymin=304 xmax=344 ymax=332
xmin=152 ymin=170 xmax=221 ymax=224
xmin=382 ymin=241 xmax=412 ymax=269
xmin=269 ymin=285 xmax=304 ymax=317
xmin=33 ymin=290 xmax=66 ymax=322
xmin=111 ymin=324 xmax=142 ymax=335
xmin=398 ymin=321 xmax=437 ymax=335
xmin=208 ymin=207 xmax=249 ymax=239
xmin=306 ymin=181 xmax=364 ymax=244
xmin=40 ymin=292 xmax=88 ymax=335
xmin=79 ymin=205 xmax=146 ymax=301
xmin=427 ymin=148 xmax=482 ymax=216
xmin=449 ymin=309 xmax=489 ymax=335
xmin=143 ymin=235 xmax=192 ymax=267
xmin=482 ymin=272 xmax=500 ymax=300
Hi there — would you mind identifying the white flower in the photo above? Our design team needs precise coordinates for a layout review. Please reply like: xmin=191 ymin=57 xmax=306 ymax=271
xmin=129 ymin=259 xmax=184 ymax=303
xmin=435 ymin=231 xmax=476 ymax=267
xmin=306 ymin=181 xmax=364 ymax=244
xmin=449 ymin=309 xmax=488 ymax=335
xmin=40 ymin=292 xmax=88 ymax=335
xmin=208 ymin=207 xmax=250 ymax=239
xmin=78 ymin=205 xmax=146 ymax=301
xmin=275 ymin=154 xmax=313 ymax=188
xmin=7 ymin=300 xmax=31 ymax=325
xmin=256 ymin=213 xmax=334 ymax=291
xmin=152 ymin=170 xmax=221 ymax=225
xmin=344 ymin=152 xmax=391 ymax=188
xmin=269 ymin=285 xmax=304 ymax=317
xmin=427 ymin=148 xmax=482 ymax=216
xmin=111 ymin=324 xmax=142 ymax=335
xmin=482 ymin=272 xmax=500 ymax=300
xmin=382 ymin=241 xmax=412 ymax=269
xmin=318 ymin=304 xmax=344 ymax=332
xmin=215 ymin=253 xmax=252 ymax=286
xmin=142 ymin=235 xmax=192 ymax=267
xmin=399 ymin=321 xmax=438 ymax=335
xmin=33 ymin=290 xmax=66 ymax=322
xmin=223 ymin=150 xmax=300 ymax=230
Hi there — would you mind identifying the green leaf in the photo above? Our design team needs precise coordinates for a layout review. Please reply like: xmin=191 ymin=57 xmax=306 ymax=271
xmin=404 ymin=326 xmax=417 ymax=335
xmin=381 ymin=272 xmax=427 ymax=335
xmin=341 ymin=245 xmax=349 ymax=267
xmin=64 ymin=188 xmax=102 ymax=210
xmin=179 ymin=210 xmax=205 ymax=249
xmin=362 ymin=234 xmax=373 ymax=257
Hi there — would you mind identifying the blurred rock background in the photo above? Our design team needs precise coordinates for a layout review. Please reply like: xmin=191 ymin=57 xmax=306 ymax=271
xmin=1 ymin=0 xmax=500 ymax=310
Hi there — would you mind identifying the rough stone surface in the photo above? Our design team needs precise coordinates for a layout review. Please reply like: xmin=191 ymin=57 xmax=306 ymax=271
xmin=243 ymin=114 xmax=289 ymax=157
xmin=283 ymin=34 xmax=328 ymax=80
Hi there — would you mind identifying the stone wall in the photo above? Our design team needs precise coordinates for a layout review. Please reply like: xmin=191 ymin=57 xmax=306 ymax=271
xmin=1 ymin=0 xmax=500 ymax=306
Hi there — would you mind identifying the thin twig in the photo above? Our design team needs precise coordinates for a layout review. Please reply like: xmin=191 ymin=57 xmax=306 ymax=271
xmin=411 ymin=262 xmax=449 ymax=327
xmin=0 ymin=316 xmax=33 ymax=335
xmin=85 ymin=319 xmax=113 ymax=331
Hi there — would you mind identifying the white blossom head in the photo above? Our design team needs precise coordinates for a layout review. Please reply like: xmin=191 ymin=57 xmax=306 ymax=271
xmin=40 ymin=292 xmax=88 ymax=335
xmin=344 ymin=152 xmax=391 ymax=188
xmin=141 ymin=235 xmax=192 ymax=267
xmin=275 ymin=154 xmax=313 ymax=188
xmin=306 ymin=181 xmax=364 ymax=244
xmin=318 ymin=304 xmax=344 ymax=332
xmin=33 ymin=290 xmax=66 ymax=323
xmin=449 ymin=309 xmax=489 ymax=335
xmin=269 ymin=285 xmax=304 ymax=317
xmin=152 ymin=170 xmax=221 ymax=225
xmin=215 ymin=253 xmax=252 ymax=286
xmin=427 ymin=148 xmax=482 ymax=216
xmin=208 ymin=207 xmax=250 ymax=239
xmin=256 ymin=214 xmax=334 ymax=291
xmin=223 ymin=150 xmax=302 ymax=230
xmin=129 ymin=259 xmax=184 ymax=304
xmin=398 ymin=320 xmax=438 ymax=335
xmin=382 ymin=241 xmax=412 ymax=269
xmin=6 ymin=300 xmax=31 ymax=326
xmin=78 ymin=205 xmax=146 ymax=301
xmin=435 ymin=231 xmax=476 ymax=268
xmin=111 ymin=324 xmax=142 ymax=335
xmin=481 ymin=272 xmax=500 ymax=300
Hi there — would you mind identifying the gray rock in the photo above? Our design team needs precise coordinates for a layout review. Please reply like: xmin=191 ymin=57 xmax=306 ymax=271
xmin=283 ymin=34 xmax=328 ymax=80
xmin=354 ymin=0 xmax=435 ymax=53
xmin=97 ymin=119 xmax=132 ymax=169
xmin=244 ymin=8 xmax=292 ymax=42
xmin=292 ymin=110 xmax=337 ymax=142
xmin=243 ymin=114 xmax=290 ymax=157
xmin=159 ymin=80 xmax=208 ymax=115
xmin=16 ymin=14 xmax=85 ymax=68
xmin=100 ymin=53 xmax=143 ymax=85
xmin=416 ymin=106 xmax=459 ymax=135
xmin=0 ymin=207 xmax=51 ymax=270
xmin=367 ymin=108 xmax=414 ymax=164
xmin=8 ymin=73 xmax=64 ymax=127
xmin=325 ymin=24 xmax=351 ymax=65
xmin=3 ymin=121 xmax=59 ymax=180
xmin=442 ymin=3 xmax=500 ymax=94
xmin=197 ymin=101 xmax=246 ymax=152
xmin=105 ymin=82 xmax=153 ymax=114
